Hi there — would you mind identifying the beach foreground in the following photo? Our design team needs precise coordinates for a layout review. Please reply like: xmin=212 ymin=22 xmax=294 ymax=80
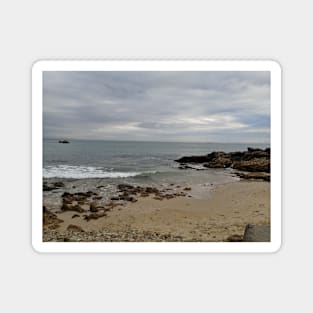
xmin=43 ymin=180 xmax=270 ymax=242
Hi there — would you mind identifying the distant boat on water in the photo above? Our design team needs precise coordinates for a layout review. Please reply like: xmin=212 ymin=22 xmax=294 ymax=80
xmin=58 ymin=140 xmax=70 ymax=144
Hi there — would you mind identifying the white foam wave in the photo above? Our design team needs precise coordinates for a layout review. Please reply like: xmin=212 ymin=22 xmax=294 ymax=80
xmin=43 ymin=165 xmax=155 ymax=179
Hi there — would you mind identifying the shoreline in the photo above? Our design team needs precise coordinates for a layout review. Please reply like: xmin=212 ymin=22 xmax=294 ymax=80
xmin=43 ymin=179 xmax=270 ymax=242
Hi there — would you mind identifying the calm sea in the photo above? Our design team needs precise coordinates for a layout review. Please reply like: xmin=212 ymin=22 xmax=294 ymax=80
xmin=43 ymin=139 xmax=269 ymax=184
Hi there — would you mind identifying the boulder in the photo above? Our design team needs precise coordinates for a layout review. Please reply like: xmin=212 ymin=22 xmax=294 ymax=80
xmin=243 ymin=224 xmax=270 ymax=242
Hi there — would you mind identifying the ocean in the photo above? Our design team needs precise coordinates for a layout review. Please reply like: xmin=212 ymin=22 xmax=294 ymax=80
xmin=43 ymin=139 xmax=269 ymax=186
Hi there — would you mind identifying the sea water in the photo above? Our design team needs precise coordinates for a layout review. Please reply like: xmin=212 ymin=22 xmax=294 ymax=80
xmin=43 ymin=139 xmax=269 ymax=186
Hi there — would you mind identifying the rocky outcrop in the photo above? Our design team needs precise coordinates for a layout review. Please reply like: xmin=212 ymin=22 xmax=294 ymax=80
xmin=175 ymin=147 xmax=270 ymax=178
xmin=58 ymin=140 xmax=69 ymax=144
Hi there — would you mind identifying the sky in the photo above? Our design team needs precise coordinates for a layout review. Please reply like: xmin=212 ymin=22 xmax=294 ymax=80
xmin=43 ymin=71 xmax=270 ymax=143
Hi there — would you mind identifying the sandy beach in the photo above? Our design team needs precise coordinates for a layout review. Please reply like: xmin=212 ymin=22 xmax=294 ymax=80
xmin=43 ymin=180 xmax=270 ymax=242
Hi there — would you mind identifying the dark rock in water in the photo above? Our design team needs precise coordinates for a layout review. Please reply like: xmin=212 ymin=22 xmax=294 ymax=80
xmin=43 ymin=181 xmax=64 ymax=191
xmin=43 ymin=184 xmax=55 ymax=192
xmin=175 ymin=155 xmax=212 ymax=163
xmin=58 ymin=140 xmax=69 ymax=144
xmin=72 ymin=214 xmax=80 ymax=219
xmin=243 ymin=224 xmax=270 ymax=242
xmin=178 ymin=164 xmax=193 ymax=170
xmin=118 ymin=184 xmax=135 ymax=192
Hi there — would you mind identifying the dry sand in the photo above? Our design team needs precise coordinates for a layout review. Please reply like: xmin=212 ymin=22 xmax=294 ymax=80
xmin=52 ymin=180 xmax=270 ymax=242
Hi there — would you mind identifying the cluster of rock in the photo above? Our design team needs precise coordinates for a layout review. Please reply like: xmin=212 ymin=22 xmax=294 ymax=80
xmin=43 ymin=229 xmax=185 ymax=242
xmin=112 ymin=184 xmax=187 ymax=202
xmin=43 ymin=183 xmax=190 ymax=228
xmin=43 ymin=181 xmax=65 ymax=191
xmin=60 ymin=190 xmax=116 ymax=221
xmin=175 ymin=147 xmax=270 ymax=181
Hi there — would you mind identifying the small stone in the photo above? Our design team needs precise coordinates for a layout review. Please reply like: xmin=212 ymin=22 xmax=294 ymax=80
xmin=67 ymin=224 xmax=84 ymax=232
xmin=226 ymin=234 xmax=243 ymax=242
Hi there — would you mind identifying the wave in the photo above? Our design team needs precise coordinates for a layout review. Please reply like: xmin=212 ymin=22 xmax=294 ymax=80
xmin=43 ymin=165 xmax=157 ymax=179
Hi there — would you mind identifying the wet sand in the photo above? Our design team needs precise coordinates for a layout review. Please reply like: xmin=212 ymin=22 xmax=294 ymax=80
xmin=44 ymin=180 xmax=270 ymax=242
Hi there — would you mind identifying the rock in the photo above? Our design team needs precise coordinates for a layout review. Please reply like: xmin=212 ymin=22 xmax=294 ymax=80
xmin=178 ymin=164 xmax=193 ymax=169
xmin=61 ymin=204 xmax=84 ymax=213
xmin=63 ymin=199 xmax=73 ymax=205
xmin=175 ymin=148 xmax=270 ymax=174
xmin=61 ymin=203 xmax=71 ymax=211
xmin=43 ymin=206 xmax=63 ymax=227
xmin=62 ymin=192 xmax=72 ymax=198
xmin=89 ymin=202 xmax=98 ymax=212
xmin=72 ymin=214 xmax=80 ymax=219
xmin=118 ymin=184 xmax=135 ymax=191
xmin=111 ymin=196 xmax=120 ymax=201
xmin=153 ymin=196 xmax=164 ymax=201
xmin=184 ymin=187 xmax=192 ymax=191
xmin=236 ymin=171 xmax=270 ymax=181
xmin=67 ymin=224 xmax=84 ymax=232
xmin=243 ymin=224 xmax=270 ymax=242
xmin=58 ymin=140 xmax=69 ymax=144
xmin=140 ymin=192 xmax=149 ymax=197
xmin=43 ymin=184 xmax=55 ymax=191
xmin=233 ymin=158 xmax=270 ymax=173
xmin=93 ymin=196 xmax=103 ymax=200
xmin=175 ymin=155 xmax=212 ymax=163
xmin=226 ymin=234 xmax=243 ymax=242
xmin=43 ymin=182 xmax=63 ymax=192
xmin=84 ymin=212 xmax=107 ymax=221
xmin=72 ymin=205 xmax=85 ymax=213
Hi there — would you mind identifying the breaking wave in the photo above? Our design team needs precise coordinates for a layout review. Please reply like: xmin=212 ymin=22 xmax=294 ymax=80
xmin=43 ymin=165 xmax=157 ymax=179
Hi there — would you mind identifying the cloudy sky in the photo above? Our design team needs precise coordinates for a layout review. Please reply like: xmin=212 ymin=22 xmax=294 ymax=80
xmin=43 ymin=71 xmax=270 ymax=143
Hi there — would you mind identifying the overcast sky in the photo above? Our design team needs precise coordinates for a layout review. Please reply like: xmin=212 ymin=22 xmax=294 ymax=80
xmin=43 ymin=71 xmax=270 ymax=143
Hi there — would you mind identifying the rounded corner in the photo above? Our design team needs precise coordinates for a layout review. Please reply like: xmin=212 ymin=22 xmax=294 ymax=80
xmin=31 ymin=239 xmax=44 ymax=254
xmin=268 ymin=60 xmax=282 ymax=73
xmin=31 ymin=60 xmax=45 ymax=74
xmin=269 ymin=239 xmax=282 ymax=254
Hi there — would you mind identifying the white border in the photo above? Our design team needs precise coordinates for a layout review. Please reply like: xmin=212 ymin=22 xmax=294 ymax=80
xmin=32 ymin=60 xmax=282 ymax=253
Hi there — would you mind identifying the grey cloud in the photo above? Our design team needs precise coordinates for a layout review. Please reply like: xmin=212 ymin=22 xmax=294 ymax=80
xmin=43 ymin=71 xmax=270 ymax=143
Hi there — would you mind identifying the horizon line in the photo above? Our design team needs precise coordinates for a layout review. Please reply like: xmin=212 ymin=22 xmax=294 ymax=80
xmin=43 ymin=137 xmax=270 ymax=145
